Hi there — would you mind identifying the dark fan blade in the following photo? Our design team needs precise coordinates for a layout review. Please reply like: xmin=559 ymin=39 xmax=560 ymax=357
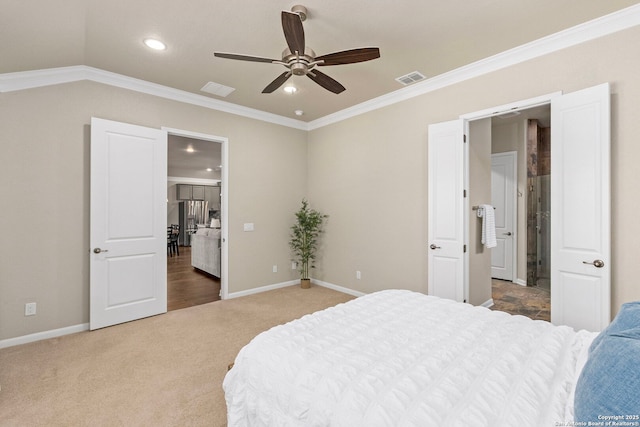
xmin=262 ymin=71 xmax=292 ymax=93
xmin=281 ymin=11 xmax=305 ymax=55
xmin=316 ymin=47 xmax=381 ymax=66
xmin=307 ymin=70 xmax=345 ymax=94
xmin=214 ymin=52 xmax=278 ymax=63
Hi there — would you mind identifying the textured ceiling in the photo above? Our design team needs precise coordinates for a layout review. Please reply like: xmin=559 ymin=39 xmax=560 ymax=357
xmin=1 ymin=0 xmax=638 ymax=122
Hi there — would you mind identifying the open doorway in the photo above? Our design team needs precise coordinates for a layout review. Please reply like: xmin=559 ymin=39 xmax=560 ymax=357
xmin=488 ymin=105 xmax=551 ymax=319
xmin=167 ymin=134 xmax=223 ymax=311
xmin=431 ymin=84 xmax=610 ymax=330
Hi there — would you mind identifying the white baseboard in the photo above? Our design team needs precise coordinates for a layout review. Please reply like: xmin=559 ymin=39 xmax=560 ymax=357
xmin=481 ymin=298 xmax=495 ymax=308
xmin=312 ymin=279 xmax=366 ymax=298
xmin=226 ymin=278 xmax=365 ymax=300
xmin=514 ymin=279 xmax=527 ymax=286
xmin=225 ymin=280 xmax=299 ymax=299
xmin=2 ymin=279 xmax=362 ymax=349
xmin=0 ymin=323 xmax=89 ymax=349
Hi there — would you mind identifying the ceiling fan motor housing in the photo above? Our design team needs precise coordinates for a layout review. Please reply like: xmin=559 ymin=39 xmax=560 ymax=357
xmin=282 ymin=47 xmax=317 ymax=75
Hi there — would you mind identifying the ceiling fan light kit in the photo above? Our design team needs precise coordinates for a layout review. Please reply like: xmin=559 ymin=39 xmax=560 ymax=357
xmin=283 ymin=85 xmax=297 ymax=94
xmin=214 ymin=5 xmax=380 ymax=94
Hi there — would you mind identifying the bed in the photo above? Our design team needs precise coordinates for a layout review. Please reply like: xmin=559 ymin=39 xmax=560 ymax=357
xmin=224 ymin=290 xmax=640 ymax=426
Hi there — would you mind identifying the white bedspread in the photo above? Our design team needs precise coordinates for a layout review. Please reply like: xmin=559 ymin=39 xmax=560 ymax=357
xmin=224 ymin=290 xmax=596 ymax=427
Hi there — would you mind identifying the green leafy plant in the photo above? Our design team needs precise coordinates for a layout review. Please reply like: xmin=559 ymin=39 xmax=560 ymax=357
xmin=289 ymin=199 xmax=328 ymax=280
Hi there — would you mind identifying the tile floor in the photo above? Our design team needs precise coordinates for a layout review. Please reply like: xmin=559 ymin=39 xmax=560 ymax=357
xmin=489 ymin=279 xmax=550 ymax=321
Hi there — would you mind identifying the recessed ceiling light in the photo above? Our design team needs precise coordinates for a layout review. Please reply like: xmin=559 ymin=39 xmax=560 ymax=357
xmin=144 ymin=38 xmax=166 ymax=51
xmin=186 ymin=145 xmax=195 ymax=153
xmin=294 ymin=110 xmax=304 ymax=116
xmin=284 ymin=85 xmax=297 ymax=94
xmin=206 ymin=168 xmax=213 ymax=172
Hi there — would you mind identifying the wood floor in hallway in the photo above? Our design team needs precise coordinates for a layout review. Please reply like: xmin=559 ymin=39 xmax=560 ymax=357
xmin=167 ymin=246 xmax=221 ymax=311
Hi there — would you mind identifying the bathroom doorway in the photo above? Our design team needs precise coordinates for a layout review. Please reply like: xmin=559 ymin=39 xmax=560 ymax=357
xmin=490 ymin=105 xmax=551 ymax=291
xmin=486 ymin=106 xmax=551 ymax=320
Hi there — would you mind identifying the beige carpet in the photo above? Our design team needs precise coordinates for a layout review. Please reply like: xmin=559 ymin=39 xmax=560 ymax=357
xmin=0 ymin=285 xmax=354 ymax=426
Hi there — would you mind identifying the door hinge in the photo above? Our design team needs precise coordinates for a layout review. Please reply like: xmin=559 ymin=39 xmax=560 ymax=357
xmin=463 ymin=134 xmax=467 ymax=143
xmin=463 ymin=189 xmax=467 ymax=198
xmin=464 ymin=244 xmax=467 ymax=253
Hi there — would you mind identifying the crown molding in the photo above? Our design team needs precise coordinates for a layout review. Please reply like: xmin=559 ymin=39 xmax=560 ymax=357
xmin=1 ymin=4 xmax=638 ymax=132
xmin=307 ymin=3 xmax=640 ymax=130
xmin=0 ymin=66 xmax=308 ymax=131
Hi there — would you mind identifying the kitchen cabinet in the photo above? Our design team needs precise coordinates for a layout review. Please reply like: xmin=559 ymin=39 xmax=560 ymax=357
xmin=177 ymin=184 xmax=206 ymax=201
xmin=177 ymin=184 xmax=192 ymax=200
xmin=191 ymin=185 xmax=205 ymax=200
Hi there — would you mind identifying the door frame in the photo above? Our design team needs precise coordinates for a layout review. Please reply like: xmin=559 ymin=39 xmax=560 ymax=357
xmin=162 ymin=127 xmax=230 ymax=299
xmin=460 ymin=92 xmax=560 ymax=303
xmin=491 ymin=151 xmax=518 ymax=282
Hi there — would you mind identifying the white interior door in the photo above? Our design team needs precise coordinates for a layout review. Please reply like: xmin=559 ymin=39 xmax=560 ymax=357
xmin=551 ymin=83 xmax=610 ymax=332
xmin=90 ymin=117 xmax=168 ymax=330
xmin=428 ymin=119 xmax=465 ymax=302
xmin=491 ymin=152 xmax=516 ymax=281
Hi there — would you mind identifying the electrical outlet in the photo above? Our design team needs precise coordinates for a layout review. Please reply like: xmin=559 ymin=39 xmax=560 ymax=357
xmin=272 ymin=265 xmax=278 ymax=273
xmin=292 ymin=262 xmax=297 ymax=270
xmin=356 ymin=271 xmax=362 ymax=280
xmin=25 ymin=302 xmax=37 ymax=316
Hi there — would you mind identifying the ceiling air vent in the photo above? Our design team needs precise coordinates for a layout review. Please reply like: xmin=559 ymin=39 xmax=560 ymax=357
xmin=395 ymin=71 xmax=426 ymax=86
xmin=201 ymin=81 xmax=235 ymax=97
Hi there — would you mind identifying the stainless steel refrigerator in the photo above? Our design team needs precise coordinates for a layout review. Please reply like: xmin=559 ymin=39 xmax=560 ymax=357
xmin=178 ymin=200 xmax=209 ymax=246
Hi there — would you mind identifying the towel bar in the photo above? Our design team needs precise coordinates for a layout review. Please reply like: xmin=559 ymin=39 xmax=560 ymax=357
xmin=472 ymin=205 xmax=496 ymax=210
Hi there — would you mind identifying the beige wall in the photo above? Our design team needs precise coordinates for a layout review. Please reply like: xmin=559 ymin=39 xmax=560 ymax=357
xmin=308 ymin=26 xmax=640 ymax=313
xmin=2 ymin=25 xmax=640 ymax=342
xmin=468 ymin=119 xmax=493 ymax=306
xmin=0 ymin=81 xmax=307 ymax=341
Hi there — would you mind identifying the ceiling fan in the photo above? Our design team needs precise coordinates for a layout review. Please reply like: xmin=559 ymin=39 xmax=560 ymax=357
xmin=214 ymin=5 xmax=380 ymax=94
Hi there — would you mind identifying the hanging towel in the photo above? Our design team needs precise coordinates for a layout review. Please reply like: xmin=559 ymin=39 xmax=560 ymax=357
xmin=477 ymin=204 xmax=497 ymax=249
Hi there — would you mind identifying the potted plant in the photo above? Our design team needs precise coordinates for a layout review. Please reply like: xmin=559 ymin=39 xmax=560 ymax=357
xmin=289 ymin=199 xmax=328 ymax=289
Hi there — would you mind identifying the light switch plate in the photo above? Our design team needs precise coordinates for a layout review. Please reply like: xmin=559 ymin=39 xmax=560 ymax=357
xmin=243 ymin=223 xmax=254 ymax=232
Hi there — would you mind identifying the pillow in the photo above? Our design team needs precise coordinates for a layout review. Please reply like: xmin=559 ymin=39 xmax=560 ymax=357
xmin=574 ymin=302 xmax=640 ymax=422
xmin=588 ymin=301 xmax=640 ymax=352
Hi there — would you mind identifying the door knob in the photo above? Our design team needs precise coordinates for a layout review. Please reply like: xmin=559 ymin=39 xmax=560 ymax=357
xmin=429 ymin=244 xmax=441 ymax=250
xmin=93 ymin=248 xmax=109 ymax=254
xmin=582 ymin=259 xmax=604 ymax=268
xmin=504 ymin=232 xmax=512 ymax=236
